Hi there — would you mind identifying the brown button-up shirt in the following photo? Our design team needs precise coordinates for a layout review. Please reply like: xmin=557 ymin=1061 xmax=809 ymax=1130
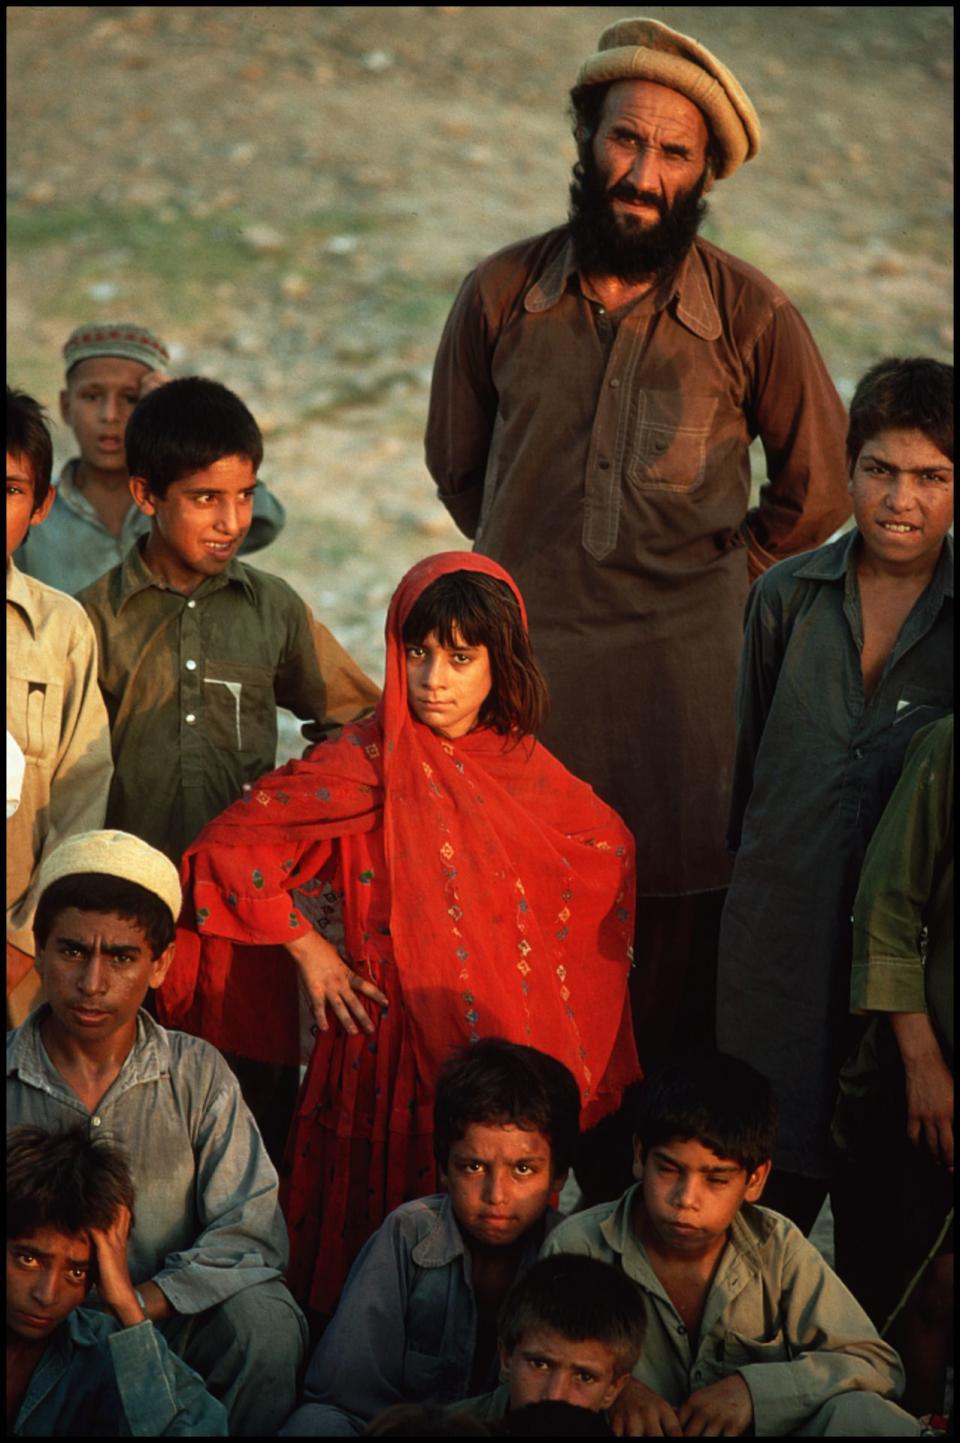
xmin=426 ymin=228 xmax=851 ymax=893
xmin=79 ymin=542 xmax=380 ymax=864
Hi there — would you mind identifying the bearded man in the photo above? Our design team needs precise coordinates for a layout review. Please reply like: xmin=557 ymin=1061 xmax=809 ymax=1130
xmin=425 ymin=19 xmax=851 ymax=1088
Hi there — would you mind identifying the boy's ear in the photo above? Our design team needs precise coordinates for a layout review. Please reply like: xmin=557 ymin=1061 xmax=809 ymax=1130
xmin=551 ymin=1166 xmax=569 ymax=1196
xmin=31 ymin=489 xmax=56 ymax=527
xmin=129 ymin=475 xmax=158 ymax=516
xmin=147 ymin=941 xmax=176 ymax=992
xmin=744 ymin=1159 xmax=773 ymax=1203
xmin=498 ymin=1341 xmax=512 ymax=1383
xmin=631 ymin=1135 xmax=644 ymax=1181
xmin=58 ymin=388 xmax=71 ymax=424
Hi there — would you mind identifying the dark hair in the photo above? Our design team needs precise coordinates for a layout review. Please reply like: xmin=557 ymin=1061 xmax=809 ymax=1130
xmin=402 ymin=571 xmax=549 ymax=737
xmin=6 ymin=385 xmax=54 ymax=509
xmin=125 ymin=375 xmax=263 ymax=497
xmin=633 ymin=1052 xmax=777 ymax=1174
xmin=34 ymin=873 xmax=175 ymax=960
xmin=847 ymin=357 xmax=953 ymax=468
xmin=499 ymin=1255 xmax=645 ymax=1376
xmin=7 ymin=1124 xmax=135 ymax=1242
xmin=365 ymin=1403 xmax=493 ymax=1436
xmin=567 ymin=81 xmax=724 ymax=181
xmin=434 ymin=1037 xmax=581 ymax=1175
xmin=504 ymin=1400 xmax=615 ymax=1436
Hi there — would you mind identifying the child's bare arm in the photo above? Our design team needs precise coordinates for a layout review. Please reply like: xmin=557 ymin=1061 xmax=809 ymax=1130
xmin=608 ymin=1376 xmax=684 ymax=1437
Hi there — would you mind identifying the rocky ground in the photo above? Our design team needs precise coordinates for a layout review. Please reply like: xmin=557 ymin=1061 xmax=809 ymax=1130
xmin=7 ymin=4 xmax=953 ymax=767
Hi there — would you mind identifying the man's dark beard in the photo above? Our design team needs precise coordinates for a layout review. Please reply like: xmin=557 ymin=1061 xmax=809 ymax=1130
xmin=568 ymin=148 xmax=709 ymax=284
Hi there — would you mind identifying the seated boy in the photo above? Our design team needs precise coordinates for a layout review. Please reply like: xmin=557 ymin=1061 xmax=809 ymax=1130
xmin=5 ymin=829 xmax=307 ymax=1436
xmin=7 ymin=386 xmax=113 ymax=1026
xmin=278 ymin=1038 xmax=581 ymax=1436
xmin=832 ymin=713 xmax=954 ymax=1416
xmin=716 ymin=357 xmax=953 ymax=1235
xmin=543 ymin=1052 xmax=926 ymax=1437
xmin=7 ymin=1123 xmax=226 ymax=1436
xmin=14 ymin=321 xmax=286 ymax=595
xmin=451 ymin=1254 xmax=645 ymax=1426
xmin=77 ymin=373 xmax=379 ymax=864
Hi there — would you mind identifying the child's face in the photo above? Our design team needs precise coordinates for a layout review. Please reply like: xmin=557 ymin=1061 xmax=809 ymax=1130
xmin=441 ymin=1121 xmax=565 ymax=1248
xmin=6 ymin=1226 xmax=92 ymax=1342
xmin=59 ymin=357 xmax=152 ymax=473
xmin=501 ymin=1326 xmax=627 ymax=1413
xmin=36 ymin=907 xmax=174 ymax=1047
xmin=633 ymin=1134 xmax=770 ymax=1260
xmin=130 ymin=456 xmax=257 ymax=594
xmin=405 ymin=627 xmax=493 ymax=738
xmin=6 ymin=450 xmax=54 ymax=562
xmin=849 ymin=427 xmax=953 ymax=573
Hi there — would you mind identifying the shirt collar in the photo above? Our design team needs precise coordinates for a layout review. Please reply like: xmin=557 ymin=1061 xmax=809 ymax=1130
xmin=113 ymin=536 xmax=257 ymax=613
xmin=8 ymin=1006 xmax=171 ymax=1091
xmin=55 ymin=459 xmax=111 ymax=523
xmin=411 ymin=1194 xmax=469 ymax=1268
xmin=5 ymin=558 xmax=39 ymax=635
xmin=524 ymin=232 xmax=722 ymax=340
xmin=795 ymin=527 xmax=954 ymax=601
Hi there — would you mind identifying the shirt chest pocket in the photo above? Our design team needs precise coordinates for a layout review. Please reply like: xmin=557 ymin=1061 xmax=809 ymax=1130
xmin=202 ymin=660 xmax=275 ymax=755
xmin=7 ymin=672 xmax=64 ymax=762
xmin=624 ymin=390 xmax=719 ymax=494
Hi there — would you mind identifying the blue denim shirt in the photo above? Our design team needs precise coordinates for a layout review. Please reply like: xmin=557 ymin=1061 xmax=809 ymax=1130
xmin=279 ymin=1194 xmax=557 ymax=1436
xmin=6 ymin=1008 xmax=289 ymax=1314
xmin=12 ymin=1306 xmax=227 ymax=1435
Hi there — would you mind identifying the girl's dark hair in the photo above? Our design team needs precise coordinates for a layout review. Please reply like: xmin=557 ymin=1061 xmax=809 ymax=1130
xmin=7 ymin=1124 xmax=135 ymax=1241
xmin=847 ymin=357 xmax=953 ymax=467
xmin=125 ymin=375 xmax=263 ymax=497
xmin=34 ymin=873 xmax=175 ymax=960
xmin=402 ymin=571 xmax=549 ymax=737
xmin=634 ymin=1052 xmax=778 ymax=1175
xmin=433 ymin=1037 xmax=581 ymax=1175
xmin=499 ymin=1254 xmax=645 ymax=1376
xmin=7 ymin=385 xmax=54 ymax=508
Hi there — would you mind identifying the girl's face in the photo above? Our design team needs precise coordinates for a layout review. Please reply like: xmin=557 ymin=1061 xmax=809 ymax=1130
xmin=405 ymin=626 xmax=493 ymax=738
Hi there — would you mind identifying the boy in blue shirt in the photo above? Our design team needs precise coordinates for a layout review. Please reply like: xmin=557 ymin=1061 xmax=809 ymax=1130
xmin=278 ymin=1038 xmax=581 ymax=1436
xmin=7 ymin=1122 xmax=226 ymax=1436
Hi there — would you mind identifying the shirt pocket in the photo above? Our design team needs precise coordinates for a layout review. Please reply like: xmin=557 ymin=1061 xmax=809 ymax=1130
xmin=721 ymin=1329 xmax=792 ymax=1367
xmin=202 ymin=660 xmax=275 ymax=756
xmin=7 ymin=672 xmax=64 ymax=762
xmin=624 ymin=390 xmax=719 ymax=494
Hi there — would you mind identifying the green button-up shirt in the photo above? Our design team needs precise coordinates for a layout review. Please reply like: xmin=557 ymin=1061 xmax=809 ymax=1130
xmin=542 ymin=1184 xmax=905 ymax=1438
xmin=78 ymin=541 xmax=379 ymax=862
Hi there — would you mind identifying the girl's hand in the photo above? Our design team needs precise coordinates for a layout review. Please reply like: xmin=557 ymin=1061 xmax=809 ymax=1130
xmin=287 ymin=931 xmax=389 ymax=1037
xmin=88 ymin=1206 xmax=146 ymax=1328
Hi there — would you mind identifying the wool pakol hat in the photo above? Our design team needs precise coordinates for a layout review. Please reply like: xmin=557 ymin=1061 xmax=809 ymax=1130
xmin=63 ymin=322 xmax=170 ymax=375
xmin=575 ymin=17 xmax=761 ymax=178
xmin=36 ymin=830 xmax=182 ymax=925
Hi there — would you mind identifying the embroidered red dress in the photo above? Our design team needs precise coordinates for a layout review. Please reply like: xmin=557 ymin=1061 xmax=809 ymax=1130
xmin=159 ymin=553 xmax=639 ymax=1312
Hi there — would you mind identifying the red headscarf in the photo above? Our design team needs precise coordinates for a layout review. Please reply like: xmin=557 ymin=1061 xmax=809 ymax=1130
xmin=162 ymin=553 xmax=636 ymax=1116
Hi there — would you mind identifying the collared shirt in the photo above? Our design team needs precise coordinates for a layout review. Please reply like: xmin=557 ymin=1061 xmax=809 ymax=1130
xmin=7 ymin=1007 xmax=289 ymax=1314
xmin=12 ymin=1307 xmax=227 ymax=1436
xmin=542 ymin=1184 xmax=905 ymax=1438
xmin=717 ymin=532 xmax=953 ymax=1175
xmin=278 ymin=1194 xmax=555 ymax=1436
xmin=14 ymin=458 xmax=287 ymax=597
xmin=78 ymin=539 xmax=380 ymax=861
xmin=6 ymin=561 xmax=113 ymax=954
xmin=426 ymin=228 xmax=851 ymax=894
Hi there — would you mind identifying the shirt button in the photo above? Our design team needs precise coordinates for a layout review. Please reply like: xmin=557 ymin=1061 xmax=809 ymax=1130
xmin=854 ymin=748 xmax=863 ymax=759
xmin=186 ymin=714 xmax=197 ymax=725
xmin=187 ymin=600 xmax=197 ymax=610
xmin=91 ymin=1116 xmax=102 ymax=1128
xmin=597 ymin=306 xmax=606 ymax=315
xmin=598 ymin=459 xmax=611 ymax=470
xmin=185 ymin=659 xmax=197 ymax=671
xmin=677 ymin=1323 xmax=687 ymax=1335
xmin=610 ymin=378 xmax=621 ymax=389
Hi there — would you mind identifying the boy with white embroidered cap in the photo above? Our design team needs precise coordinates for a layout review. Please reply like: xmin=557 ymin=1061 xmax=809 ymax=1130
xmin=14 ymin=320 xmax=287 ymax=596
xmin=5 ymin=829 xmax=306 ymax=1437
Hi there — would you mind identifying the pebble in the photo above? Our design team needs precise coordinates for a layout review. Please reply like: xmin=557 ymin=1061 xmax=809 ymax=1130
xmin=240 ymin=224 xmax=287 ymax=254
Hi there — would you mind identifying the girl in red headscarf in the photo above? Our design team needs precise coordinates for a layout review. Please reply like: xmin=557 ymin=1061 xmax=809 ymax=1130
xmin=160 ymin=553 xmax=638 ymax=1313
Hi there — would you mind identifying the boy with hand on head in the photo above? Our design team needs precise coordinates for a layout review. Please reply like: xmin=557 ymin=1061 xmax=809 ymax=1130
xmin=14 ymin=321 xmax=287 ymax=596
xmin=717 ymin=357 xmax=953 ymax=1235
xmin=278 ymin=1038 xmax=581 ymax=1437
xmin=6 ymin=387 xmax=113 ymax=1026
xmin=451 ymin=1254 xmax=645 ymax=1426
xmin=5 ymin=829 xmax=307 ymax=1437
xmin=77 ymin=374 xmax=379 ymax=864
xmin=7 ymin=1123 xmax=226 ymax=1436
xmin=543 ymin=1053 xmax=926 ymax=1437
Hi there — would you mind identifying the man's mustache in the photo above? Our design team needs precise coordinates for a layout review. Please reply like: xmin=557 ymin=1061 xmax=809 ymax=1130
xmin=606 ymin=181 xmax=666 ymax=216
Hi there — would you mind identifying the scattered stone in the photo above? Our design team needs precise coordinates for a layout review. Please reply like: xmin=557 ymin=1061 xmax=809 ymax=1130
xmin=23 ymin=180 xmax=56 ymax=206
xmin=361 ymin=50 xmax=395 ymax=73
xmin=86 ymin=281 xmax=122 ymax=301
xmin=240 ymin=223 xmax=287 ymax=254
xmin=325 ymin=235 xmax=358 ymax=256
xmin=281 ymin=273 xmax=311 ymax=299
xmin=229 ymin=142 xmax=258 ymax=165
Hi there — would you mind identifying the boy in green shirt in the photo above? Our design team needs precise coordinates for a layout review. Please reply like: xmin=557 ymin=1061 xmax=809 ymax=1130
xmin=78 ymin=375 xmax=378 ymax=865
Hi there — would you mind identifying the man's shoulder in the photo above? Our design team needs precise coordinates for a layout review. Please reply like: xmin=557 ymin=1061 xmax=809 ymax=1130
xmin=753 ymin=531 xmax=853 ymax=601
xmin=223 ymin=558 xmax=307 ymax=617
xmin=467 ymin=226 xmax=570 ymax=303
xmin=76 ymin=563 xmax=123 ymax=615
xmin=693 ymin=236 xmax=792 ymax=310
